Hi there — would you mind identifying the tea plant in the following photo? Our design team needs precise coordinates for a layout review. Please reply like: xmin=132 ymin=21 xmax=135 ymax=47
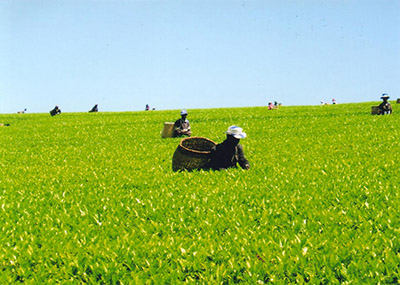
xmin=0 ymin=102 xmax=399 ymax=283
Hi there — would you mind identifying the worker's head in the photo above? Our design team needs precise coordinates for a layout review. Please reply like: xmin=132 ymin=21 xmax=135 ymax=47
xmin=381 ymin=94 xmax=390 ymax=101
xmin=226 ymin=126 xmax=246 ymax=144
xmin=180 ymin=109 xmax=188 ymax=119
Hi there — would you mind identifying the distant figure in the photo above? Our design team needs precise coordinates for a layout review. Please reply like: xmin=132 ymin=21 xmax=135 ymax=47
xmin=0 ymin=123 xmax=10 ymax=127
xmin=173 ymin=109 xmax=191 ymax=137
xmin=332 ymin=99 xmax=336 ymax=104
xmin=274 ymin=101 xmax=279 ymax=108
xmin=17 ymin=108 xmax=27 ymax=114
xmin=89 ymin=104 xmax=98 ymax=113
xmin=210 ymin=126 xmax=250 ymax=170
xmin=268 ymin=102 xmax=275 ymax=110
xmin=378 ymin=93 xmax=392 ymax=115
xmin=50 ymin=105 xmax=61 ymax=116
xmin=145 ymin=104 xmax=150 ymax=111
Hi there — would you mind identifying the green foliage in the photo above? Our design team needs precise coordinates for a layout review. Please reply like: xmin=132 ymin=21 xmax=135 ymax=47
xmin=0 ymin=102 xmax=399 ymax=283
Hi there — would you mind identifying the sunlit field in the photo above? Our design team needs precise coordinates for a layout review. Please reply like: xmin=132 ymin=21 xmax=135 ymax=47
xmin=0 ymin=102 xmax=399 ymax=283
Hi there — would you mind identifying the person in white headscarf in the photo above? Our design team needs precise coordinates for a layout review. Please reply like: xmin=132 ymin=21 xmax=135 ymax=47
xmin=210 ymin=126 xmax=250 ymax=170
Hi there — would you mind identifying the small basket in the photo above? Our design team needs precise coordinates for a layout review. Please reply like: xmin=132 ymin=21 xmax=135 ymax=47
xmin=172 ymin=137 xmax=216 ymax=171
xmin=161 ymin=122 xmax=174 ymax=138
xmin=371 ymin=106 xmax=380 ymax=115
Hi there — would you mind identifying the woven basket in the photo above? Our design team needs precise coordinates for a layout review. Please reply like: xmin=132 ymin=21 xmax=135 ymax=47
xmin=172 ymin=137 xmax=216 ymax=171
xmin=161 ymin=122 xmax=174 ymax=138
xmin=371 ymin=106 xmax=379 ymax=115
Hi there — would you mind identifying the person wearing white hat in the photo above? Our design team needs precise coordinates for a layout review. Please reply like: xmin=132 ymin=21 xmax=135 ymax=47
xmin=173 ymin=109 xmax=192 ymax=137
xmin=210 ymin=126 xmax=250 ymax=170
xmin=49 ymin=105 xmax=61 ymax=116
xmin=378 ymin=93 xmax=392 ymax=115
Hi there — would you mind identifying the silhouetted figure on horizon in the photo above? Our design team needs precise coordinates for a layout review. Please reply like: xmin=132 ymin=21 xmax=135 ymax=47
xmin=17 ymin=108 xmax=27 ymax=114
xmin=50 ymin=105 xmax=61 ymax=116
xmin=268 ymin=102 xmax=276 ymax=110
xmin=378 ymin=94 xmax=392 ymax=115
xmin=89 ymin=104 xmax=98 ymax=113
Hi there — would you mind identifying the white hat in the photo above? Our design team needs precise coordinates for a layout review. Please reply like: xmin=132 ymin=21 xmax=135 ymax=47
xmin=180 ymin=109 xmax=188 ymax=115
xmin=226 ymin=125 xmax=246 ymax=139
xmin=381 ymin=93 xmax=390 ymax=99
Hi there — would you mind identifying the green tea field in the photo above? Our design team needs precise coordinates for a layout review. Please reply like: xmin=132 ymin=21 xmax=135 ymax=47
xmin=0 ymin=102 xmax=399 ymax=283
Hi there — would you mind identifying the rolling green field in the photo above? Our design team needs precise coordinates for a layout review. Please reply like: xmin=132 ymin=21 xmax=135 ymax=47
xmin=0 ymin=102 xmax=399 ymax=283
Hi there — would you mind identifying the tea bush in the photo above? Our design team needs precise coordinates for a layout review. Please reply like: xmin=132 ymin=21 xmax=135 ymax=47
xmin=0 ymin=102 xmax=399 ymax=283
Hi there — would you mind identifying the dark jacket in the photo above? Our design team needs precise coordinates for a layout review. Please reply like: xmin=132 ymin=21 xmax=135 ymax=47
xmin=378 ymin=101 xmax=392 ymax=115
xmin=89 ymin=105 xmax=98 ymax=113
xmin=210 ymin=139 xmax=250 ymax=170
xmin=50 ymin=106 xmax=61 ymax=116
xmin=173 ymin=118 xmax=191 ymax=137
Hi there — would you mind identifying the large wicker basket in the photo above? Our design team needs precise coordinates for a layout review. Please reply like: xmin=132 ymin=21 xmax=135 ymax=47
xmin=172 ymin=137 xmax=216 ymax=171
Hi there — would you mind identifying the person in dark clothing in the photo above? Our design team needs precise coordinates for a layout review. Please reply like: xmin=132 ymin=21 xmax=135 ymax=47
xmin=173 ymin=109 xmax=192 ymax=137
xmin=50 ymin=105 xmax=61 ymax=116
xmin=89 ymin=104 xmax=98 ymax=113
xmin=210 ymin=126 xmax=250 ymax=170
xmin=378 ymin=94 xmax=392 ymax=115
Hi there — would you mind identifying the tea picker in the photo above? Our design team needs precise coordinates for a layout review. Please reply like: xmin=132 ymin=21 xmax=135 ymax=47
xmin=89 ymin=104 xmax=98 ymax=113
xmin=173 ymin=109 xmax=192 ymax=138
xmin=209 ymin=126 xmax=250 ymax=170
xmin=50 ymin=105 xmax=61 ymax=116
xmin=378 ymin=93 xmax=392 ymax=115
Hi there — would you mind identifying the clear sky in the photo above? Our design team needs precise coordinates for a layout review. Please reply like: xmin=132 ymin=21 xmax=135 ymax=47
xmin=1 ymin=0 xmax=399 ymax=114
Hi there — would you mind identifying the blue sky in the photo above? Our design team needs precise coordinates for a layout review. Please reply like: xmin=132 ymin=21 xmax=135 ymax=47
xmin=1 ymin=0 xmax=399 ymax=113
